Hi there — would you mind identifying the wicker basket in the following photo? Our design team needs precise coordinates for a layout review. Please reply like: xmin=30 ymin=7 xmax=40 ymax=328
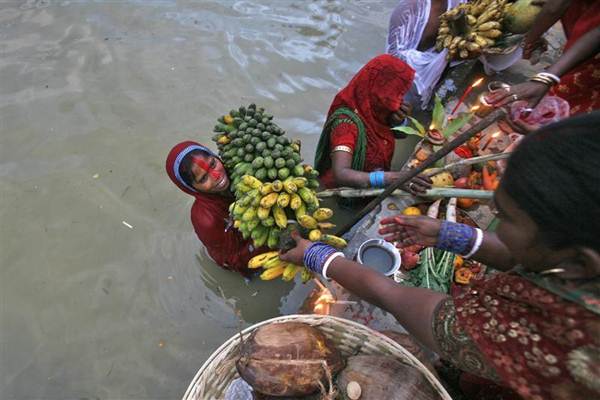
xmin=182 ymin=314 xmax=452 ymax=400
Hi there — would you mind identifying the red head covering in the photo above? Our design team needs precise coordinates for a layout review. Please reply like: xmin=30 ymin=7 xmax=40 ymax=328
xmin=166 ymin=141 xmax=258 ymax=276
xmin=327 ymin=54 xmax=415 ymax=143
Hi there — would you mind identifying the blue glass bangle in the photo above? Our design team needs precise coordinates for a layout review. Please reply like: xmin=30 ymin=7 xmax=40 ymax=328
xmin=369 ymin=171 xmax=385 ymax=188
xmin=303 ymin=242 xmax=337 ymax=275
xmin=436 ymin=221 xmax=476 ymax=256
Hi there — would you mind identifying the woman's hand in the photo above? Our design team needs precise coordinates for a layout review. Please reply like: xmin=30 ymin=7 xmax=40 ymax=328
xmin=279 ymin=231 xmax=312 ymax=266
xmin=378 ymin=215 xmax=442 ymax=248
xmin=386 ymin=172 xmax=432 ymax=195
xmin=485 ymin=81 xmax=550 ymax=109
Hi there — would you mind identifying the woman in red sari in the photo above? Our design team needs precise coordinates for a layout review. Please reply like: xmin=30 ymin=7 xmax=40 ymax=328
xmin=166 ymin=141 xmax=263 ymax=277
xmin=282 ymin=112 xmax=600 ymax=399
xmin=314 ymin=54 xmax=431 ymax=193
xmin=488 ymin=0 xmax=600 ymax=115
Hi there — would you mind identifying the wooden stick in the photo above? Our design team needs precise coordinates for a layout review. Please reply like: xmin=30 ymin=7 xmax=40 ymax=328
xmin=425 ymin=152 xmax=512 ymax=176
xmin=334 ymin=108 xmax=507 ymax=237
xmin=317 ymin=187 xmax=493 ymax=199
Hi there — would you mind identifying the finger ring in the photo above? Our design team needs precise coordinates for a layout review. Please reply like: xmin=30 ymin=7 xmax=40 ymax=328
xmin=512 ymin=94 xmax=519 ymax=101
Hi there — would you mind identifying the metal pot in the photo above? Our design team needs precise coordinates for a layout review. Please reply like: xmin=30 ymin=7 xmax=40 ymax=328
xmin=356 ymin=239 xmax=401 ymax=277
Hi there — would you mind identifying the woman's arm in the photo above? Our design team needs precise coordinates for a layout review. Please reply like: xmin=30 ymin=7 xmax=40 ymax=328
xmin=488 ymin=25 xmax=600 ymax=108
xmin=330 ymin=151 xmax=411 ymax=189
xmin=522 ymin=0 xmax=572 ymax=59
xmin=378 ymin=215 xmax=515 ymax=271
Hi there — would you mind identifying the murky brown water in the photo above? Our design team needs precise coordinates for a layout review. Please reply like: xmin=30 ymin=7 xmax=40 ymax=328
xmin=0 ymin=0 xmax=405 ymax=398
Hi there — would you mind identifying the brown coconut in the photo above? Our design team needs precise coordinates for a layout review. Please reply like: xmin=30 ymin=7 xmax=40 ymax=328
xmin=236 ymin=322 xmax=344 ymax=397
xmin=337 ymin=355 xmax=440 ymax=400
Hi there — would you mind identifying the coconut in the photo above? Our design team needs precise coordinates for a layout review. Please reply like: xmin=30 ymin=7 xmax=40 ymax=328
xmin=337 ymin=355 xmax=439 ymax=400
xmin=504 ymin=0 xmax=543 ymax=34
xmin=236 ymin=322 xmax=344 ymax=397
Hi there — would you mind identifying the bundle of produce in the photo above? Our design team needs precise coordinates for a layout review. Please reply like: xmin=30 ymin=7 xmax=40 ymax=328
xmin=211 ymin=103 xmax=313 ymax=188
xmin=394 ymin=96 xmax=472 ymax=169
xmin=435 ymin=0 xmax=509 ymax=60
xmin=397 ymin=198 xmax=484 ymax=291
xmin=236 ymin=322 xmax=344 ymax=398
xmin=212 ymin=103 xmax=347 ymax=282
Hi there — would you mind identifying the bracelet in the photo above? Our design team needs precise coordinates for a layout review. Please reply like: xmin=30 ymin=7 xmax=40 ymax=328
xmin=436 ymin=221 xmax=477 ymax=256
xmin=303 ymin=242 xmax=337 ymax=275
xmin=529 ymin=76 xmax=554 ymax=86
xmin=463 ymin=228 xmax=483 ymax=258
xmin=369 ymin=171 xmax=385 ymax=188
xmin=538 ymin=71 xmax=560 ymax=84
xmin=322 ymin=252 xmax=345 ymax=280
xmin=332 ymin=145 xmax=353 ymax=154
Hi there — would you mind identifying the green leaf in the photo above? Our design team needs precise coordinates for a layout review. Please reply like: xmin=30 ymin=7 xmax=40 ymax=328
xmin=391 ymin=126 xmax=423 ymax=137
xmin=407 ymin=116 xmax=426 ymax=135
xmin=431 ymin=95 xmax=446 ymax=131
xmin=442 ymin=112 xmax=473 ymax=138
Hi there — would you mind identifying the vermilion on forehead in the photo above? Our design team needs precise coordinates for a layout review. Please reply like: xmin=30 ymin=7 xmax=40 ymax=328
xmin=192 ymin=156 xmax=220 ymax=179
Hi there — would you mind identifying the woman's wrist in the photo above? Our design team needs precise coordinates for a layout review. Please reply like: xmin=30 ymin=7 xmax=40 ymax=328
xmin=369 ymin=171 xmax=385 ymax=188
xmin=436 ymin=221 xmax=482 ymax=257
xmin=303 ymin=242 xmax=341 ymax=276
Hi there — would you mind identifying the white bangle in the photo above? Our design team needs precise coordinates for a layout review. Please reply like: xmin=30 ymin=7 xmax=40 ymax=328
xmin=538 ymin=72 xmax=560 ymax=84
xmin=322 ymin=252 xmax=345 ymax=280
xmin=463 ymin=228 xmax=483 ymax=259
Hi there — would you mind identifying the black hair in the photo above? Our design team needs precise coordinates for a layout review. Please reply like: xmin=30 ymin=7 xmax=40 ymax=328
xmin=502 ymin=111 xmax=600 ymax=250
xmin=178 ymin=149 xmax=211 ymax=189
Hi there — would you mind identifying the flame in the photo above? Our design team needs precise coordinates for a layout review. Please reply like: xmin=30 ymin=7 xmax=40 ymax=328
xmin=471 ymin=105 xmax=480 ymax=111
xmin=491 ymin=131 xmax=501 ymax=138
xmin=429 ymin=123 xmax=436 ymax=130
xmin=472 ymin=77 xmax=484 ymax=88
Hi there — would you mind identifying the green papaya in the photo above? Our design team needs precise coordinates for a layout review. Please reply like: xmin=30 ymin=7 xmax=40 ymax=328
xmin=256 ymin=142 xmax=267 ymax=152
xmin=275 ymin=158 xmax=286 ymax=169
xmin=255 ymin=168 xmax=267 ymax=181
xmin=268 ymin=168 xmax=278 ymax=180
xmin=286 ymin=159 xmax=296 ymax=169
xmin=263 ymin=156 xmax=274 ymax=169
xmin=278 ymin=168 xmax=290 ymax=180
xmin=293 ymin=164 xmax=305 ymax=177
xmin=244 ymin=154 xmax=254 ymax=163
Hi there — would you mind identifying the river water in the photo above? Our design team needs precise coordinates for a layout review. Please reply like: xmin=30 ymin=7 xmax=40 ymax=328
xmin=0 ymin=0 xmax=403 ymax=398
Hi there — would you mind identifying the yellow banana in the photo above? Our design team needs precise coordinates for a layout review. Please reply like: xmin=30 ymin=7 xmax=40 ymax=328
xmin=321 ymin=234 xmax=347 ymax=249
xmin=259 ymin=183 xmax=274 ymax=196
xmin=295 ymin=202 xmax=307 ymax=219
xmin=223 ymin=114 xmax=234 ymax=125
xmin=301 ymin=267 xmax=313 ymax=283
xmin=217 ymin=135 xmax=230 ymax=145
xmin=309 ymin=229 xmax=322 ymax=241
xmin=283 ymin=180 xmax=297 ymax=194
xmin=271 ymin=180 xmax=283 ymax=192
xmin=292 ymin=177 xmax=307 ymax=188
xmin=289 ymin=193 xmax=303 ymax=210
xmin=260 ymin=265 xmax=286 ymax=280
xmin=263 ymin=255 xmax=284 ymax=269
xmin=248 ymin=251 xmax=280 ymax=269
xmin=260 ymin=192 xmax=279 ymax=208
xmin=317 ymin=222 xmax=336 ymax=230
xmin=298 ymin=214 xmax=318 ymax=230
xmin=242 ymin=175 xmax=262 ymax=189
xmin=277 ymin=192 xmax=290 ymax=208
xmin=282 ymin=264 xmax=300 ymax=281
xmin=233 ymin=219 xmax=242 ymax=229
xmin=242 ymin=207 xmax=257 ymax=222
xmin=257 ymin=206 xmax=271 ymax=220
xmin=312 ymin=208 xmax=333 ymax=221
xmin=272 ymin=205 xmax=287 ymax=229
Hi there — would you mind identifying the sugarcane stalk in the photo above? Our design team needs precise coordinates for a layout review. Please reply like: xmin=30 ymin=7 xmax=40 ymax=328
xmin=334 ymin=108 xmax=507 ymax=237
xmin=425 ymin=152 xmax=512 ymax=177
xmin=317 ymin=187 xmax=494 ymax=200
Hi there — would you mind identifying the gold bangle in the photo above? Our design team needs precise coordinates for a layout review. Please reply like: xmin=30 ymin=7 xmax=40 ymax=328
xmin=332 ymin=145 xmax=353 ymax=154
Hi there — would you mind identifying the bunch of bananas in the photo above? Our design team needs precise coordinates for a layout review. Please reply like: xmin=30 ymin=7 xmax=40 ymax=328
xmin=212 ymin=103 xmax=317 ymax=188
xmin=435 ymin=0 xmax=509 ymax=60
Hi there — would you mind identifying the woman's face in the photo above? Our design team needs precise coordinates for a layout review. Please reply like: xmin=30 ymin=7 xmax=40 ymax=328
xmin=189 ymin=153 xmax=229 ymax=193
xmin=494 ymin=187 xmax=574 ymax=272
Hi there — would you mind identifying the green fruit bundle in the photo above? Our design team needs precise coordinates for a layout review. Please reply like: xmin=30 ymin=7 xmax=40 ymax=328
xmin=435 ymin=0 xmax=508 ymax=61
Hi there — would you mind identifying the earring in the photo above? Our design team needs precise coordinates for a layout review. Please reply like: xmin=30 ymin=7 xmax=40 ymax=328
xmin=539 ymin=267 xmax=566 ymax=276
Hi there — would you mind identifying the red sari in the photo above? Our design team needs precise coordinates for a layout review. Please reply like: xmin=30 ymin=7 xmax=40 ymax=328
xmin=451 ymin=272 xmax=600 ymax=399
xmin=314 ymin=54 xmax=415 ymax=188
xmin=166 ymin=141 xmax=261 ymax=277
xmin=549 ymin=0 xmax=600 ymax=115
